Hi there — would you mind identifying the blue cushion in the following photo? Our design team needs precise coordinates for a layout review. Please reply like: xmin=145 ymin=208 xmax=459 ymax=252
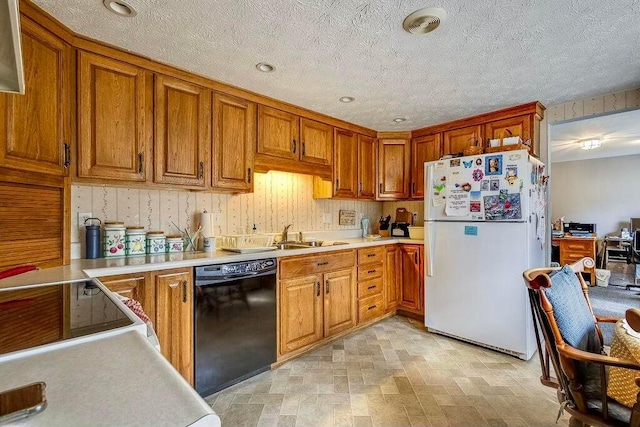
xmin=546 ymin=265 xmax=601 ymax=353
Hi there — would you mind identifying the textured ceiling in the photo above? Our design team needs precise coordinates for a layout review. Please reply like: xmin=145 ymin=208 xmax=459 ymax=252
xmin=550 ymin=109 xmax=640 ymax=163
xmin=32 ymin=0 xmax=640 ymax=131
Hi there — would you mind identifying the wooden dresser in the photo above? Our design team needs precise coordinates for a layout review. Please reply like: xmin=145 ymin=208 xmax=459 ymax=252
xmin=552 ymin=236 xmax=597 ymax=282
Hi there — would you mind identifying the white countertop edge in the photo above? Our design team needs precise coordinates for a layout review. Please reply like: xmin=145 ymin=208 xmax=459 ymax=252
xmin=0 ymin=238 xmax=424 ymax=288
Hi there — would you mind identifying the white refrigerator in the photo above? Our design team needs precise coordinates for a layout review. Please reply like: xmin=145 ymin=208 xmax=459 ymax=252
xmin=423 ymin=149 xmax=547 ymax=360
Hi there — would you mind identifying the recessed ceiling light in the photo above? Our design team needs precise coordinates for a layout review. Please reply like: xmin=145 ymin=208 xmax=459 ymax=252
xmin=393 ymin=118 xmax=407 ymax=123
xmin=256 ymin=62 xmax=275 ymax=73
xmin=339 ymin=96 xmax=355 ymax=103
xmin=579 ymin=138 xmax=601 ymax=150
xmin=103 ymin=0 xmax=137 ymax=17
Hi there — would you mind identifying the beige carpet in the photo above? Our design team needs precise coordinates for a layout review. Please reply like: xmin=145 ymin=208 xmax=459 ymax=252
xmin=206 ymin=316 xmax=568 ymax=427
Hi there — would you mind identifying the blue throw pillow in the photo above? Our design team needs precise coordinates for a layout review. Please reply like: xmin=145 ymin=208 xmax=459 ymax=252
xmin=546 ymin=265 xmax=601 ymax=353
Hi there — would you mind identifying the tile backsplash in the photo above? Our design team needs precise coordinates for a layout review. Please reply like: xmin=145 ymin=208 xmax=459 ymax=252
xmin=71 ymin=171 xmax=382 ymax=258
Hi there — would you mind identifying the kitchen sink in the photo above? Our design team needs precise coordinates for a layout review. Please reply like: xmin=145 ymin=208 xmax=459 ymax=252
xmin=273 ymin=241 xmax=323 ymax=250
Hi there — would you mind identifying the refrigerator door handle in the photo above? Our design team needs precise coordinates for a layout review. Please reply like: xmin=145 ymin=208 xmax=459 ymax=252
xmin=425 ymin=220 xmax=435 ymax=277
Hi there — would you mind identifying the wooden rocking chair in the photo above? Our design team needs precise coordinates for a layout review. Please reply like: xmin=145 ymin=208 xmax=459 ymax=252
xmin=523 ymin=257 xmax=640 ymax=427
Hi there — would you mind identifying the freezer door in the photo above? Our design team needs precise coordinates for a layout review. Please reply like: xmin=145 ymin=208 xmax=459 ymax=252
xmin=425 ymin=150 xmax=531 ymax=222
xmin=424 ymin=221 xmax=535 ymax=359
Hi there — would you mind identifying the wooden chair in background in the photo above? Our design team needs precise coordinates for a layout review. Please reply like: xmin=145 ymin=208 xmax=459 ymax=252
xmin=523 ymin=258 xmax=640 ymax=427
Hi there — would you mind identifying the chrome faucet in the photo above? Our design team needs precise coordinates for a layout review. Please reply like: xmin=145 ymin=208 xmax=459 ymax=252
xmin=282 ymin=224 xmax=293 ymax=242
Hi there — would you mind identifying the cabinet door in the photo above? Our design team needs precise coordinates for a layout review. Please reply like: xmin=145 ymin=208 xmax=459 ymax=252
xmin=378 ymin=138 xmax=410 ymax=200
xmin=0 ymin=18 xmax=71 ymax=176
xmin=98 ymin=273 xmax=155 ymax=325
xmin=484 ymin=115 xmax=531 ymax=146
xmin=442 ymin=125 xmax=482 ymax=156
xmin=257 ymin=105 xmax=298 ymax=160
xmin=333 ymin=128 xmax=357 ymax=198
xmin=280 ymin=274 xmax=323 ymax=355
xmin=78 ymin=52 xmax=152 ymax=182
xmin=411 ymin=134 xmax=441 ymax=199
xmin=212 ymin=93 xmax=256 ymax=192
xmin=300 ymin=118 xmax=332 ymax=166
xmin=154 ymin=269 xmax=193 ymax=384
xmin=357 ymin=134 xmax=376 ymax=200
xmin=384 ymin=245 xmax=399 ymax=312
xmin=154 ymin=75 xmax=210 ymax=187
xmin=398 ymin=245 xmax=422 ymax=314
xmin=324 ymin=268 xmax=356 ymax=337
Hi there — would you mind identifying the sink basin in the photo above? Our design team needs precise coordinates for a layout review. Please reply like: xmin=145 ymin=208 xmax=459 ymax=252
xmin=273 ymin=241 xmax=323 ymax=250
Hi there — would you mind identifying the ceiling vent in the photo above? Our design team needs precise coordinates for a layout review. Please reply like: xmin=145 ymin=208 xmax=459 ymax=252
xmin=403 ymin=7 xmax=447 ymax=34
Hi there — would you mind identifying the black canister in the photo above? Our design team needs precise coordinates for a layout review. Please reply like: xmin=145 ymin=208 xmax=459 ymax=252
xmin=85 ymin=218 xmax=102 ymax=259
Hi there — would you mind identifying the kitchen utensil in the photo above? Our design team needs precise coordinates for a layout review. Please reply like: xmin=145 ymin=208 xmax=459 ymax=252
xmin=395 ymin=208 xmax=411 ymax=224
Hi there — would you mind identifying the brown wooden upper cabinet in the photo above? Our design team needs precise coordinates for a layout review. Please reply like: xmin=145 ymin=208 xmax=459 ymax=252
xmin=357 ymin=134 xmax=376 ymax=200
xmin=333 ymin=128 xmax=357 ymax=198
xmin=484 ymin=116 xmax=530 ymax=143
xmin=0 ymin=17 xmax=71 ymax=176
xmin=377 ymin=136 xmax=411 ymax=200
xmin=212 ymin=93 xmax=256 ymax=192
xmin=154 ymin=75 xmax=210 ymax=188
xmin=411 ymin=134 xmax=441 ymax=199
xmin=442 ymin=125 xmax=483 ymax=156
xmin=299 ymin=118 xmax=332 ymax=166
xmin=257 ymin=105 xmax=299 ymax=160
xmin=77 ymin=52 xmax=152 ymax=182
xmin=257 ymin=105 xmax=333 ymax=174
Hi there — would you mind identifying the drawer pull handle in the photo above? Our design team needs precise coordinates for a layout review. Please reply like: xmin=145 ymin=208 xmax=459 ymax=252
xmin=317 ymin=261 xmax=329 ymax=266
xmin=368 ymin=305 xmax=377 ymax=310
xmin=367 ymin=253 xmax=376 ymax=258
xmin=325 ymin=279 xmax=330 ymax=294
xmin=367 ymin=269 xmax=376 ymax=274
xmin=316 ymin=281 xmax=320 ymax=297
xmin=367 ymin=285 xmax=376 ymax=290
xmin=182 ymin=280 xmax=188 ymax=303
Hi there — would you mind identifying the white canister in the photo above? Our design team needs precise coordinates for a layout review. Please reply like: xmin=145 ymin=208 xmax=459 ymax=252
xmin=146 ymin=231 xmax=166 ymax=254
xmin=166 ymin=235 xmax=184 ymax=253
xmin=125 ymin=226 xmax=146 ymax=256
xmin=203 ymin=236 xmax=216 ymax=253
xmin=103 ymin=222 xmax=126 ymax=257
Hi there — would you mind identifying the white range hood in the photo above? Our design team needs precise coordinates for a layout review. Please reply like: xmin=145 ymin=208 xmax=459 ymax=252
xmin=0 ymin=0 xmax=24 ymax=94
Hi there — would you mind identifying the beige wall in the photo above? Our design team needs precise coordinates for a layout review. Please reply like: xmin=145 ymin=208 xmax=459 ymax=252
xmin=71 ymin=171 xmax=382 ymax=258
xmin=550 ymin=154 xmax=640 ymax=236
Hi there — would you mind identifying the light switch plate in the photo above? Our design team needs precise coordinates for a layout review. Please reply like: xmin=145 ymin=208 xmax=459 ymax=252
xmin=78 ymin=212 xmax=93 ymax=226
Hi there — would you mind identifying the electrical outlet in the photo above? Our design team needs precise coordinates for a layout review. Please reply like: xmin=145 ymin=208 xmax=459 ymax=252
xmin=76 ymin=283 xmax=92 ymax=300
xmin=323 ymin=213 xmax=332 ymax=224
xmin=78 ymin=212 xmax=93 ymax=226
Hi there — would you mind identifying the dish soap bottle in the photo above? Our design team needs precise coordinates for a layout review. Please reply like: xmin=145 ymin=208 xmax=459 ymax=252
xmin=361 ymin=217 xmax=370 ymax=238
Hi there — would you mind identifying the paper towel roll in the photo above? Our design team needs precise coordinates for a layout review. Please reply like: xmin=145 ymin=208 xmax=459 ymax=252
xmin=200 ymin=211 xmax=215 ymax=237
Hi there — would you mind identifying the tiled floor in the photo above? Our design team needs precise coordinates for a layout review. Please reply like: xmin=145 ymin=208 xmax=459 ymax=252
xmin=206 ymin=316 xmax=569 ymax=427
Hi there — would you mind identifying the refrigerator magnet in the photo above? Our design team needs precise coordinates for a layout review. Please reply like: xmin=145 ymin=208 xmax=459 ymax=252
xmin=485 ymin=155 xmax=502 ymax=175
xmin=475 ymin=157 xmax=482 ymax=166
xmin=450 ymin=158 xmax=461 ymax=167
xmin=505 ymin=166 xmax=518 ymax=185
xmin=472 ymin=169 xmax=483 ymax=181
xmin=480 ymin=180 xmax=489 ymax=191
xmin=463 ymin=160 xmax=473 ymax=168
xmin=490 ymin=179 xmax=499 ymax=191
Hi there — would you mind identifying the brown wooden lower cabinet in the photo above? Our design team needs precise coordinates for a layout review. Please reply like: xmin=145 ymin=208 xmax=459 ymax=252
xmin=384 ymin=245 xmax=399 ymax=312
xmin=397 ymin=244 xmax=424 ymax=317
xmin=98 ymin=267 xmax=193 ymax=384
xmin=278 ymin=251 xmax=356 ymax=356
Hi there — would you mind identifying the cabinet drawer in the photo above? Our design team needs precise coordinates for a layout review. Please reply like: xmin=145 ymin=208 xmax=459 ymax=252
xmin=279 ymin=250 xmax=355 ymax=280
xmin=358 ymin=263 xmax=383 ymax=281
xmin=358 ymin=277 xmax=383 ymax=299
xmin=358 ymin=293 xmax=385 ymax=324
xmin=564 ymin=252 xmax=591 ymax=262
xmin=564 ymin=240 xmax=593 ymax=251
xmin=357 ymin=247 xmax=385 ymax=265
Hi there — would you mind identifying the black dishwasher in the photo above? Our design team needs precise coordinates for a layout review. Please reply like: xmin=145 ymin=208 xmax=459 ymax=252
xmin=194 ymin=258 xmax=276 ymax=397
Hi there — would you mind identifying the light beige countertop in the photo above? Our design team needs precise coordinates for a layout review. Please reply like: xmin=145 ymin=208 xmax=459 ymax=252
xmin=0 ymin=237 xmax=423 ymax=290
xmin=1 ymin=331 xmax=219 ymax=427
